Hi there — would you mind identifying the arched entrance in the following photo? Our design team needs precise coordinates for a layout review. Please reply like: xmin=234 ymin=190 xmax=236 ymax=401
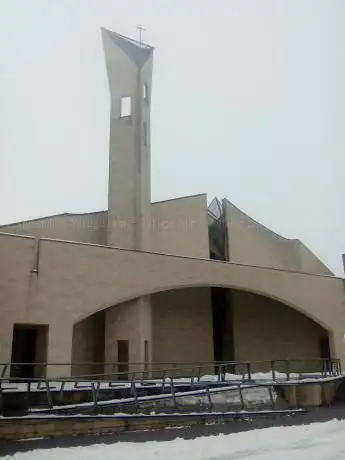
xmin=71 ymin=286 xmax=331 ymax=377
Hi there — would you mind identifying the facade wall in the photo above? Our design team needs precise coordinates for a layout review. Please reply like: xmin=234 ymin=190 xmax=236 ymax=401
xmin=1 ymin=234 xmax=345 ymax=377
xmin=152 ymin=288 xmax=214 ymax=374
xmin=231 ymin=290 xmax=327 ymax=372
xmin=151 ymin=194 xmax=210 ymax=258
xmin=297 ymin=240 xmax=334 ymax=276
xmin=0 ymin=213 xmax=107 ymax=246
xmin=224 ymin=199 xmax=333 ymax=275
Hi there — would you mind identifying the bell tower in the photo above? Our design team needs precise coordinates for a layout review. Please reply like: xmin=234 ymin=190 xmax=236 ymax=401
xmin=102 ymin=29 xmax=153 ymax=371
xmin=102 ymin=28 xmax=153 ymax=250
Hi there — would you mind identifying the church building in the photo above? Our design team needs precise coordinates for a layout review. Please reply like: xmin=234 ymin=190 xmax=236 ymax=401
xmin=0 ymin=30 xmax=344 ymax=379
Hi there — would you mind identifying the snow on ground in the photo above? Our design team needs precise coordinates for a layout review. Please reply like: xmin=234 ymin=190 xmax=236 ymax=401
xmin=3 ymin=419 xmax=345 ymax=459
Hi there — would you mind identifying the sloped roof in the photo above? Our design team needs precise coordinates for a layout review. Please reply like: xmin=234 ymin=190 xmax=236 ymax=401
xmin=101 ymin=28 xmax=153 ymax=67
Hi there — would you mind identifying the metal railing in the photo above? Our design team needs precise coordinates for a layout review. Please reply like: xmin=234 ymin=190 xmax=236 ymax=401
xmin=0 ymin=358 xmax=341 ymax=416
xmin=25 ymin=381 xmax=280 ymax=415
xmin=0 ymin=357 xmax=341 ymax=387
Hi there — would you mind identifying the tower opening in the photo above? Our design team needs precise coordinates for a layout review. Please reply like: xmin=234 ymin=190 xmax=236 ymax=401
xmin=120 ymin=96 xmax=131 ymax=117
xmin=143 ymin=83 xmax=149 ymax=101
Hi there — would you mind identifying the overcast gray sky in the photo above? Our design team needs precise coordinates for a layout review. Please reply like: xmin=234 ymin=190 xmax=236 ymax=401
xmin=0 ymin=0 xmax=344 ymax=274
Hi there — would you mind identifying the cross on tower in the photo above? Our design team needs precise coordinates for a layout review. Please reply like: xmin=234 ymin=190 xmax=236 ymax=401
xmin=137 ymin=24 xmax=145 ymax=46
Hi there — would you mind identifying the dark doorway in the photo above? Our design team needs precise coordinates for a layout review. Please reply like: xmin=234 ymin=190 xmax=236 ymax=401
xmin=10 ymin=324 xmax=48 ymax=379
xmin=144 ymin=340 xmax=149 ymax=372
xmin=319 ymin=335 xmax=331 ymax=359
xmin=211 ymin=288 xmax=235 ymax=374
xmin=212 ymin=288 xmax=226 ymax=362
xmin=117 ymin=340 xmax=129 ymax=380
xmin=319 ymin=335 xmax=331 ymax=373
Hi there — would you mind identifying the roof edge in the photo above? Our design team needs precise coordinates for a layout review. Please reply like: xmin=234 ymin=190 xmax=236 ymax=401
xmin=222 ymin=197 xmax=297 ymax=243
xmin=0 ymin=210 xmax=107 ymax=229
xmin=101 ymin=27 xmax=154 ymax=51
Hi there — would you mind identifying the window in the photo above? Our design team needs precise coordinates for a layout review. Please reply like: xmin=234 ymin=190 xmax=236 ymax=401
xmin=143 ymin=83 xmax=149 ymax=101
xmin=120 ymin=96 xmax=131 ymax=117
xmin=143 ymin=122 xmax=147 ymax=146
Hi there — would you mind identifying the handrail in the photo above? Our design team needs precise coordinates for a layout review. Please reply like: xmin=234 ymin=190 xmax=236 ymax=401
xmin=1 ymin=357 xmax=339 ymax=366
xmin=0 ymin=358 xmax=341 ymax=417
xmin=14 ymin=379 xmax=287 ymax=416
xmin=0 ymin=358 xmax=340 ymax=385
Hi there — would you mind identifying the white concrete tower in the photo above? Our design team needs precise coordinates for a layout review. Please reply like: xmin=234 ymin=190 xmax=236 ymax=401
xmin=102 ymin=28 xmax=153 ymax=250
xmin=102 ymin=29 xmax=153 ymax=371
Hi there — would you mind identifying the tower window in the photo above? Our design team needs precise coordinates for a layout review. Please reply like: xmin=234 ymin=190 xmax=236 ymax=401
xmin=143 ymin=83 xmax=149 ymax=101
xmin=120 ymin=96 xmax=131 ymax=117
xmin=143 ymin=122 xmax=147 ymax=146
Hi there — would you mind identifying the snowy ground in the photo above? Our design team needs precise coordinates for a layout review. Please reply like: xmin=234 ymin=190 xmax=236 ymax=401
xmin=2 ymin=419 xmax=345 ymax=459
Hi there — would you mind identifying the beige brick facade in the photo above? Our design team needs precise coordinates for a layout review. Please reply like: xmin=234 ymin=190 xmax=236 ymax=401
xmin=1 ymin=233 xmax=344 ymax=377
xmin=231 ymin=290 xmax=327 ymax=372
xmin=223 ymin=199 xmax=333 ymax=276
xmin=152 ymin=288 xmax=214 ymax=370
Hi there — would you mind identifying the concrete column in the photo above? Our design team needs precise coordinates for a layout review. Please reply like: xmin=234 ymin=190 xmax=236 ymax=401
xmin=329 ymin=329 xmax=345 ymax=372
xmin=46 ymin=322 xmax=73 ymax=378
xmin=104 ymin=296 xmax=152 ymax=377
xmin=322 ymin=381 xmax=340 ymax=405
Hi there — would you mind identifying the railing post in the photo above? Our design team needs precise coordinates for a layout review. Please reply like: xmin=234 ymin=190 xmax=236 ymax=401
xmin=285 ymin=360 xmax=290 ymax=381
xmin=190 ymin=366 xmax=195 ymax=387
xmin=45 ymin=379 xmax=53 ymax=410
xmin=238 ymin=384 xmax=245 ymax=411
xmin=95 ymin=380 xmax=101 ymax=407
xmin=241 ymin=363 xmax=245 ymax=382
xmin=91 ymin=382 xmax=98 ymax=411
xmin=112 ymin=363 xmax=117 ymax=380
xmin=321 ymin=359 xmax=325 ymax=377
xmin=59 ymin=380 xmax=66 ymax=400
xmin=268 ymin=385 xmax=275 ymax=409
xmin=246 ymin=362 xmax=252 ymax=382
xmin=217 ymin=364 xmax=222 ymax=383
xmin=130 ymin=380 xmax=138 ymax=411
xmin=206 ymin=385 xmax=213 ymax=412
xmin=170 ymin=379 xmax=178 ymax=410
xmin=161 ymin=370 xmax=166 ymax=393
xmin=271 ymin=361 xmax=276 ymax=381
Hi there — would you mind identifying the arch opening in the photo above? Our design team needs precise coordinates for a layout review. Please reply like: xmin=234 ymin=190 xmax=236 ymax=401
xmin=71 ymin=286 xmax=331 ymax=378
